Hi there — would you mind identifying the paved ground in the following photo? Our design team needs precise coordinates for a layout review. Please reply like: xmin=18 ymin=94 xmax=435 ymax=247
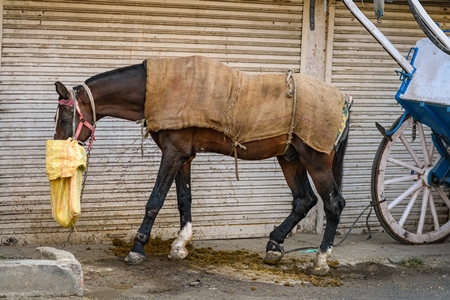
xmin=3 ymin=231 xmax=449 ymax=268
xmin=1 ymin=231 xmax=449 ymax=299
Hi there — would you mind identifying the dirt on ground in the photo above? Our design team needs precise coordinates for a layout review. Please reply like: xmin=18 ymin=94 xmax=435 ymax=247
xmin=63 ymin=238 xmax=448 ymax=299
xmin=2 ymin=237 xmax=449 ymax=299
xmin=110 ymin=237 xmax=341 ymax=287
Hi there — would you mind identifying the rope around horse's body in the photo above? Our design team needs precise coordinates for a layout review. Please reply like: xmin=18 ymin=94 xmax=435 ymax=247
xmin=283 ymin=69 xmax=297 ymax=155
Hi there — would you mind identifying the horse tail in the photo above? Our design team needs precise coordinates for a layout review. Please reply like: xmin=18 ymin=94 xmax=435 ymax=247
xmin=332 ymin=115 xmax=350 ymax=190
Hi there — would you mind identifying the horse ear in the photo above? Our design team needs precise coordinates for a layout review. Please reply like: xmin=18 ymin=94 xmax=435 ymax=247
xmin=55 ymin=81 xmax=70 ymax=99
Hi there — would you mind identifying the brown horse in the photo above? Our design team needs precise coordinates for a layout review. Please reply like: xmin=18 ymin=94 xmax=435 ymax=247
xmin=53 ymin=56 xmax=350 ymax=276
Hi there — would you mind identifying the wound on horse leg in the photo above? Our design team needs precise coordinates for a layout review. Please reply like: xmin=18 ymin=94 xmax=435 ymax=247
xmin=320 ymin=190 xmax=345 ymax=253
xmin=135 ymin=232 xmax=150 ymax=245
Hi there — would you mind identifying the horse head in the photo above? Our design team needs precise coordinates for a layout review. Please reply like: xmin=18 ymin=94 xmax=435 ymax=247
xmin=54 ymin=81 xmax=96 ymax=145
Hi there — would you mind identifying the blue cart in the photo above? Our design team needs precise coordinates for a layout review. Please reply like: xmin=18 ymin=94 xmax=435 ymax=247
xmin=345 ymin=0 xmax=450 ymax=244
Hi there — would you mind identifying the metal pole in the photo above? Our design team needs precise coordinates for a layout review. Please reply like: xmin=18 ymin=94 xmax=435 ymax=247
xmin=342 ymin=0 xmax=414 ymax=74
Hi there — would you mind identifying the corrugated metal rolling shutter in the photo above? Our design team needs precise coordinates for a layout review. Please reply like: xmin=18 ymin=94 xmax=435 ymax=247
xmin=0 ymin=0 xmax=304 ymax=244
xmin=330 ymin=1 xmax=450 ymax=232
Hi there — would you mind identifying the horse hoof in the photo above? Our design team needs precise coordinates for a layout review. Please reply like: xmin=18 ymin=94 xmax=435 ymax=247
xmin=263 ymin=250 xmax=284 ymax=265
xmin=168 ymin=247 xmax=188 ymax=260
xmin=264 ymin=240 xmax=284 ymax=265
xmin=311 ymin=264 xmax=330 ymax=276
xmin=124 ymin=251 xmax=146 ymax=265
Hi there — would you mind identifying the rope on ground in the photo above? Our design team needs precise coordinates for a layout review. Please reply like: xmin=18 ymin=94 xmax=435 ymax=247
xmin=61 ymin=228 xmax=75 ymax=249
xmin=61 ymin=142 xmax=92 ymax=249
xmin=283 ymin=200 xmax=385 ymax=254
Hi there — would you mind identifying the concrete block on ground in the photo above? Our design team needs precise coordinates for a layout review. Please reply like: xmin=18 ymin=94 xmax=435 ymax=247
xmin=33 ymin=246 xmax=77 ymax=261
xmin=0 ymin=247 xmax=83 ymax=298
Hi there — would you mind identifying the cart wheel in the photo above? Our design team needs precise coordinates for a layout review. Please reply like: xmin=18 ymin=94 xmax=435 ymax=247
xmin=372 ymin=115 xmax=450 ymax=244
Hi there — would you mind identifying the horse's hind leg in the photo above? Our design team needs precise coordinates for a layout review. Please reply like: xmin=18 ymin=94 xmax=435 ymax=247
xmin=169 ymin=157 xmax=195 ymax=260
xmin=264 ymin=156 xmax=318 ymax=265
xmin=306 ymin=157 xmax=345 ymax=275
xmin=313 ymin=180 xmax=345 ymax=275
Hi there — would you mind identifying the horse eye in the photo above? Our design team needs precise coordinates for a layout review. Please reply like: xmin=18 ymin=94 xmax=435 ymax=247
xmin=60 ymin=118 xmax=70 ymax=125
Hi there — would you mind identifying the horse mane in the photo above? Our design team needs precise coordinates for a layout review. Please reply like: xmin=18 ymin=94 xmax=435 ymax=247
xmin=85 ymin=62 xmax=145 ymax=85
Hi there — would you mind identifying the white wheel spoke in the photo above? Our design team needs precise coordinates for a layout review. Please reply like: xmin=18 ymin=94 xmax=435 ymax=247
xmin=417 ymin=123 xmax=430 ymax=166
xmin=435 ymin=186 xmax=450 ymax=210
xmin=417 ymin=187 xmax=430 ymax=235
xmin=400 ymin=133 xmax=424 ymax=168
xmin=428 ymin=192 xmax=440 ymax=231
xmin=398 ymin=188 xmax=421 ymax=227
xmin=428 ymin=139 xmax=435 ymax=162
xmin=388 ymin=180 xmax=423 ymax=210
xmin=384 ymin=174 xmax=419 ymax=185
xmin=387 ymin=157 xmax=425 ymax=175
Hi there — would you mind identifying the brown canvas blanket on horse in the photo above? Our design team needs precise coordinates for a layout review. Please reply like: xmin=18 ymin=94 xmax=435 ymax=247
xmin=145 ymin=56 xmax=346 ymax=154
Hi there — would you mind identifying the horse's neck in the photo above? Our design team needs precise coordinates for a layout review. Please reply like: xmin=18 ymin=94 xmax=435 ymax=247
xmin=89 ymin=65 xmax=146 ymax=122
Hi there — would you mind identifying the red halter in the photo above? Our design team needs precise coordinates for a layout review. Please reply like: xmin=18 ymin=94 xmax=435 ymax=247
xmin=58 ymin=88 xmax=96 ymax=150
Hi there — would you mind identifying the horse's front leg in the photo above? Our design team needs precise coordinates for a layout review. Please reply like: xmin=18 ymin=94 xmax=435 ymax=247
xmin=124 ymin=153 xmax=186 ymax=264
xmin=168 ymin=157 xmax=195 ymax=260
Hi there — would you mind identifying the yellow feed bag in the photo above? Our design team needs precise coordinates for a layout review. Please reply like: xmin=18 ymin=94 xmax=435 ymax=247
xmin=46 ymin=138 xmax=86 ymax=228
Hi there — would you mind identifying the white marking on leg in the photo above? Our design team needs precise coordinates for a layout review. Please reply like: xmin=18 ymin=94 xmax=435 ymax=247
xmin=168 ymin=222 xmax=193 ymax=260
xmin=312 ymin=246 xmax=333 ymax=275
